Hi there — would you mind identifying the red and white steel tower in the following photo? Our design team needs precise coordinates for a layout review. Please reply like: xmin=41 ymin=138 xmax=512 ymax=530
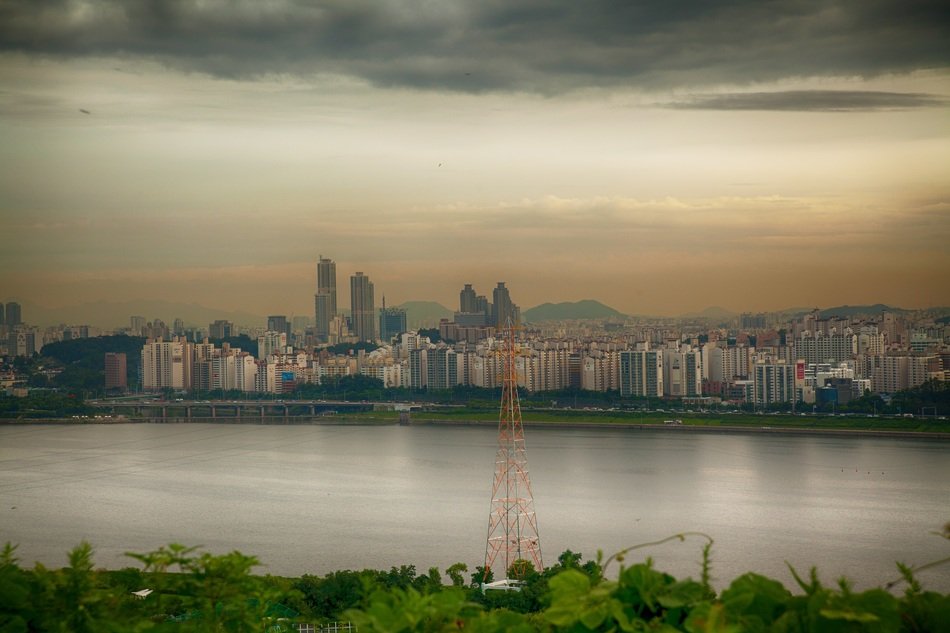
xmin=483 ymin=322 xmax=543 ymax=580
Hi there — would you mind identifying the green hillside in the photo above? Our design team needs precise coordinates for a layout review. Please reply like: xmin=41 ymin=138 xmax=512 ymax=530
xmin=396 ymin=301 xmax=454 ymax=329
xmin=523 ymin=300 xmax=625 ymax=322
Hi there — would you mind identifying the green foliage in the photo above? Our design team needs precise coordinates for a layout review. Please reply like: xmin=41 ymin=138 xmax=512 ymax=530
xmin=40 ymin=335 xmax=145 ymax=390
xmin=209 ymin=335 xmax=258 ymax=358
xmin=0 ymin=391 xmax=92 ymax=418
xmin=346 ymin=585 xmax=473 ymax=633
xmin=295 ymin=569 xmax=367 ymax=619
xmin=417 ymin=328 xmax=442 ymax=343
xmin=295 ymin=373 xmax=386 ymax=401
xmin=890 ymin=379 xmax=950 ymax=416
xmin=29 ymin=542 xmax=125 ymax=633
xmin=2 ymin=538 xmax=949 ymax=632
xmin=446 ymin=563 xmax=468 ymax=588
xmin=0 ymin=544 xmax=32 ymax=633
xmin=326 ymin=341 xmax=380 ymax=355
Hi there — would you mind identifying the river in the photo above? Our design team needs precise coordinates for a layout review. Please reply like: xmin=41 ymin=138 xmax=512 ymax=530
xmin=1 ymin=423 xmax=947 ymax=591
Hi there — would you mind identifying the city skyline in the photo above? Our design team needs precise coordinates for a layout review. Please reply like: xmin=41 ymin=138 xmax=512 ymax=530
xmin=1 ymin=2 xmax=948 ymax=316
xmin=3 ymin=285 xmax=950 ymax=331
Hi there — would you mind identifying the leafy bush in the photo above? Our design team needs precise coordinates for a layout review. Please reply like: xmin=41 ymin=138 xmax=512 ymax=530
xmin=1 ymin=529 xmax=947 ymax=631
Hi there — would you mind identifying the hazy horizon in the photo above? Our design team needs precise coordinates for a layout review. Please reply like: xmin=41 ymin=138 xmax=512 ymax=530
xmin=6 ymin=294 xmax=948 ymax=331
xmin=2 ymin=1 xmax=948 ymax=317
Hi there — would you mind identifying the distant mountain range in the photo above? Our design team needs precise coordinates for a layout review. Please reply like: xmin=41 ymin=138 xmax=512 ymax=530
xmin=17 ymin=298 xmax=947 ymax=330
xmin=523 ymin=300 xmax=625 ymax=322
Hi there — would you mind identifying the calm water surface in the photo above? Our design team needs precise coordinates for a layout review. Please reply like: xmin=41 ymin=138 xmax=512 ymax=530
xmin=1 ymin=423 xmax=948 ymax=591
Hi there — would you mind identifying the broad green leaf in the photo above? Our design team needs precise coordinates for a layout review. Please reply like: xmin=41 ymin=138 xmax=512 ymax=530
xmin=658 ymin=580 xmax=708 ymax=609
xmin=721 ymin=573 xmax=791 ymax=622
xmin=619 ymin=564 xmax=674 ymax=612
xmin=544 ymin=600 xmax=582 ymax=627
xmin=549 ymin=569 xmax=592 ymax=600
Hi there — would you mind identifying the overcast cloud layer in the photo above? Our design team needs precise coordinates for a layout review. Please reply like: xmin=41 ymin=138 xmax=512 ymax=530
xmin=2 ymin=0 xmax=949 ymax=93
xmin=1 ymin=1 xmax=948 ymax=317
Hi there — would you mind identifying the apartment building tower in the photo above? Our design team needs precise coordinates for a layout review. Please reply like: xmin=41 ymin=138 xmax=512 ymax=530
xmin=350 ymin=272 xmax=376 ymax=342
xmin=315 ymin=255 xmax=337 ymax=342
xmin=619 ymin=347 xmax=664 ymax=397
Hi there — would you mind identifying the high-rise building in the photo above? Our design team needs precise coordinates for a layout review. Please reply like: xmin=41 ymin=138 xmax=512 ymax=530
xmin=455 ymin=284 xmax=490 ymax=326
xmin=794 ymin=332 xmax=856 ymax=365
xmin=267 ymin=315 xmax=290 ymax=336
xmin=409 ymin=348 xmax=427 ymax=388
xmin=104 ymin=352 xmax=128 ymax=392
xmin=753 ymin=361 xmax=796 ymax=406
xmin=130 ymin=316 xmax=146 ymax=335
xmin=5 ymin=302 xmax=22 ymax=326
xmin=315 ymin=255 xmax=337 ymax=341
xmin=663 ymin=346 xmax=702 ymax=397
xmin=141 ymin=338 xmax=193 ymax=391
xmin=619 ymin=347 xmax=664 ymax=397
xmin=379 ymin=298 xmax=407 ymax=343
xmin=492 ymin=282 xmax=519 ymax=328
xmin=257 ymin=331 xmax=287 ymax=361
xmin=0 ymin=302 xmax=4 ymax=326
xmin=7 ymin=328 xmax=37 ymax=357
xmin=209 ymin=320 xmax=234 ymax=339
xmin=427 ymin=347 xmax=458 ymax=389
xmin=459 ymin=284 xmax=477 ymax=313
xmin=350 ymin=272 xmax=376 ymax=341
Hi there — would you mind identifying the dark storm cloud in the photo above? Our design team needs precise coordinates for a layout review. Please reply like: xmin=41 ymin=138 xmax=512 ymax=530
xmin=667 ymin=90 xmax=948 ymax=111
xmin=1 ymin=0 xmax=948 ymax=92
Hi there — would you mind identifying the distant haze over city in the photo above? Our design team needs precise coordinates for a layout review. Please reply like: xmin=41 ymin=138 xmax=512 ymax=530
xmin=1 ymin=2 xmax=948 ymax=315
xmin=6 ymin=295 xmax=948 ymax=330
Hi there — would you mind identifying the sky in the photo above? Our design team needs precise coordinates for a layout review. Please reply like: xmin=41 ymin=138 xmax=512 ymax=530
xmin=1 ymin=0 xmax=948 ymax=319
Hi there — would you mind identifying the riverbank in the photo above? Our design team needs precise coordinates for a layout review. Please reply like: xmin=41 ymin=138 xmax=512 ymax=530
xmin=407 ymin=417 xmax=950 ymax=440
xmin=3 ymin=414 xmax=948 ymax=440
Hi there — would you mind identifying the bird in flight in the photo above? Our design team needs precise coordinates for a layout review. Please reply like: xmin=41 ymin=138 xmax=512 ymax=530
xmin=79 ymin=108 xmax=91 ymax=114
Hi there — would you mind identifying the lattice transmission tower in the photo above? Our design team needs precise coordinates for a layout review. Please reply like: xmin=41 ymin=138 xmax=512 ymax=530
xmin=483 ymin=321 xmax=542 ymax=582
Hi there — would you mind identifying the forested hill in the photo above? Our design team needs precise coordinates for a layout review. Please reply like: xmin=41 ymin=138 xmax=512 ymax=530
xmin=40 ymin=335 xmax=146 ymax=389
xmin=523 ymin=300 xmax=625 ymax=322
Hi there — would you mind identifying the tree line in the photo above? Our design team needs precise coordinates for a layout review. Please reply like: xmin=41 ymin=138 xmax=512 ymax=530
xmin=2 ymin=528 xmax=948 ymax=631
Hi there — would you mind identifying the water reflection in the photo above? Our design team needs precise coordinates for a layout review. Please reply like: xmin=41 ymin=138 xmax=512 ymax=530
xmin=0 ymin=423 xmax=947 ymax=591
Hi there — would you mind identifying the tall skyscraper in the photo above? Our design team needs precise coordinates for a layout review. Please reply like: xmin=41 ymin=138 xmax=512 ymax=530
xmin=315 ymin=255 xmax=337 ymax=342
xmin=459 ymin=284 xmax=477 ymax=313
xmin=455 ymin=284 xmax=490 ymax=326
xmin=350 ymin=272 xmax=376 ymax=341
xmin=492 ymin=282 xmax=518 ymax=328
xmin=5 ymin=302 xmax=21 ymax=326
xmin=475 ymin=295 xmax=491 ymax=320
xmin=0 ymin=302 xmax=5 ymax=326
